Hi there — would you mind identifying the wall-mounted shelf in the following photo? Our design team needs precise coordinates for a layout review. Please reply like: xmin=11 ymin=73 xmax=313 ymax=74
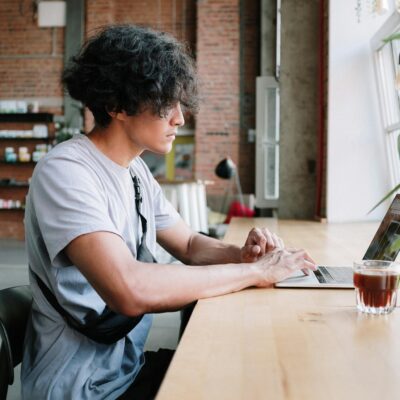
xmin=0 ymin=161 xmax=37 ymax=165
xmin=0 ymin=137 xmax=52 ymax=141
xmin=0 ymin=182 xmax=29 ymax=188
xmin=0 ymin=113 xmax=54 ymax=123
xmin=0 ymin=112 xmax=54 ymax=239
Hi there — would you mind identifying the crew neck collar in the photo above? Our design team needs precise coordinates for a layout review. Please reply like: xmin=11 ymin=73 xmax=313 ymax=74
xmin=78 ymin=134 xmax=135 ymax=175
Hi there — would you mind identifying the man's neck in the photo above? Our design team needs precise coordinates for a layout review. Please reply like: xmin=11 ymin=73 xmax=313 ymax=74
xmin=87 ymin=124 xmax=142 ymax=168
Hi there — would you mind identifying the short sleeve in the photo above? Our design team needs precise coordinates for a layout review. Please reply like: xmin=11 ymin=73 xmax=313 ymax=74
xmin=153 ymin=180 xmax=181 ymax=230
xmin=130 ymin=162 xmax=179 ymax=231
xmin=29 ymin=157 xmax=120 ymax=267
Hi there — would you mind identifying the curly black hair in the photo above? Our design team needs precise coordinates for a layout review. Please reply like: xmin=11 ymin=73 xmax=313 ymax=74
xmin=62 ymin=24 xmax=198 ymax=127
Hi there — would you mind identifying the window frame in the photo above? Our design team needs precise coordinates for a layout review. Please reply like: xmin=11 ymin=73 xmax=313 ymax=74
xmin=372 ymin=11 xmax=400 ymax=187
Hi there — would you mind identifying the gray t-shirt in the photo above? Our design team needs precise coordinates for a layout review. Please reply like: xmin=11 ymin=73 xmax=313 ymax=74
xmin=21 ymin=134 xmax=180 ymax=399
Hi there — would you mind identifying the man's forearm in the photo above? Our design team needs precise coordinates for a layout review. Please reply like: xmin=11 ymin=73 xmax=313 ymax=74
xmin=68 ymin=232 xmax=314 ymax=319
xmin=68 ymin=231 xmax=258 ymax=317
xmin=182 ymin=233 xmax=242 ymax=266
xmin=119 ymin=259 xmax=261 ymax=316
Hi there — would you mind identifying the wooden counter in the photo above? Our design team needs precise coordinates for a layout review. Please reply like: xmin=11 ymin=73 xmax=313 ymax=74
xmin=157 ymin=218 xmax=400 ymax=400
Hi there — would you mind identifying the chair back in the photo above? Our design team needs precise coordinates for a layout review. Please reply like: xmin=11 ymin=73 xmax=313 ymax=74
xmin=0 ymin=286 xmax=32 ymax=400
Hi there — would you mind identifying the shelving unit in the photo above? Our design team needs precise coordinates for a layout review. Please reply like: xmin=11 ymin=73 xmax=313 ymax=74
xmin=0 ymin=161 xmax=37 ymax=165
xmin=0 ymin=182 xmax=29 ymax=187
xmin=0 ymin=113 xmax=55 ymax=239
xmin=0 ymin=113 xmax=54 ymax=123
xmin=0 ymin=137 xmax=50 ymax=141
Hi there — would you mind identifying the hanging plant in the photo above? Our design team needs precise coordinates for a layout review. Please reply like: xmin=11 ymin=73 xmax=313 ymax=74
xmin=355 ymin=0 xmax=389 ymax=23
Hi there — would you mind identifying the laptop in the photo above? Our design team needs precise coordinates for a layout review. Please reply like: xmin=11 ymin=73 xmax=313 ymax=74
xmin=275 ymin=195 xmax=400 ymax=288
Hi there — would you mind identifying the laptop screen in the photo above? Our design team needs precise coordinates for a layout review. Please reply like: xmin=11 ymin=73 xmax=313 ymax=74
xmin=363 ymin=194 xmax=400 ymax=261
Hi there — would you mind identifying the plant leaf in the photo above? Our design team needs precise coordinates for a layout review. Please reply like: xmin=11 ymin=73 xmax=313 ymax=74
xmin=382 ymin=33 xmax=400 ymax=43
xmin=368 ymin=184 xmax=400 ymax=214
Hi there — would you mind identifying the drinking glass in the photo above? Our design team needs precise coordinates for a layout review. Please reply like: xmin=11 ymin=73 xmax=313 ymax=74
xmin=353 ymin=260 xmax=400 ymax=315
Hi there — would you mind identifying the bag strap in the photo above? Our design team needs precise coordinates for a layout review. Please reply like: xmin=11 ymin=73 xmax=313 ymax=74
xmin=131 ymin=174 xmax=157 ymax=263
xmin=31 ymin=269 xmax=143 ymax=344
xmin=30 ymin=173 xmax=157 ymax=344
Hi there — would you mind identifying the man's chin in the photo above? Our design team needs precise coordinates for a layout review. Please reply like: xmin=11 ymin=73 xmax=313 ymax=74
xmin=150 ymin=145 xmax=173 ymax=155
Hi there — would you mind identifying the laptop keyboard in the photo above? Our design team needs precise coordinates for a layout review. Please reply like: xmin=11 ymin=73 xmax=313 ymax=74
xmin=315 ymin=266 xmax=353 ymax=284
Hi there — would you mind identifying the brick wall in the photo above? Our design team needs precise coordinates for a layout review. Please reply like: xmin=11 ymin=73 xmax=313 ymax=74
xmin=0 ymin=0 xmax=64 ymax=239
xmin=0 ymin=0 xmax=258 ymax=238
xmin=87 ymin=0 xmax=196 ymax=50
xmin=195 ymin=0 xmax=258 ymax=197
xmin=84 ymin=0 xmax=197 ymax=132
xmin=0 ymin=0 xmax=64 ymax=107
xmin=195 ymin=0 xmax=240 ymax=196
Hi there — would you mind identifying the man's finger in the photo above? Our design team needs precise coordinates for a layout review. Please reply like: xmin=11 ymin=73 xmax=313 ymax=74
xmin=241 ymin=245 xmax=261 ymax=262
xmin=290 ymin=251 xmax=317 ymax=271
xmin=250 ymin=244 xmax=261 ymax=255
xmin=246 ymin=228 xmax=266 ymax=246
xmin=302 ymin=259 xmax=317 ymax=271
xmin=302 ymin=250 xmax=317 ymax=265
xmin=250 ymin=228 xmax=267 ymax=256
xmin=271 ymin=232 xmax=284 ymax=249
xmin=261 ymin=228 xmax=275 ymax=252
xmin=293 ymin=249 xmax=317 ymax=266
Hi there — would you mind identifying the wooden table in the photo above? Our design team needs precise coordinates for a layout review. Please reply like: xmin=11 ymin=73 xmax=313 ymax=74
xmin=157 ymin=218 xmax=400 ymax=400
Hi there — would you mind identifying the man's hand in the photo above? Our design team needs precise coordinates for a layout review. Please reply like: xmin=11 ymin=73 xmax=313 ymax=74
xmin=254 ymin=248 xmax=317 ymax=286
xmin=240 ymin=227 xmax=284 ymax=262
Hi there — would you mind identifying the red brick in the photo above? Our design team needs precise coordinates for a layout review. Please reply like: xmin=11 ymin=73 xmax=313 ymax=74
xmin=0 ymin=0 xmax=260 ymax=236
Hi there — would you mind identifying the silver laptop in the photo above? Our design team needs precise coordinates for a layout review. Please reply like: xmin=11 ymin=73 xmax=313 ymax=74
xmin=275 ymin=195 xmax=400 ymax=289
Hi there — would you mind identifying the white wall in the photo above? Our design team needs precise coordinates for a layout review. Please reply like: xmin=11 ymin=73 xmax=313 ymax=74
xmin=328 ymin=1 xmax=394 ymax=222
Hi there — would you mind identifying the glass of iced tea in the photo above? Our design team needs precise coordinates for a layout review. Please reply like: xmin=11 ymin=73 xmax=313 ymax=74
xmin=353 ymin=260 xmax=400 ymax=314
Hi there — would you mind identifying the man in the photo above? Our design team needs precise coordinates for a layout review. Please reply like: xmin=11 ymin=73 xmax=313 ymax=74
xmin=22 ymin=24 xmax=316 ymax=399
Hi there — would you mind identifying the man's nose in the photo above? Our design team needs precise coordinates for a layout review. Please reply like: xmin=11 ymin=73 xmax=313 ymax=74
xmin=171 ymin=103 xmax=185 ymax=127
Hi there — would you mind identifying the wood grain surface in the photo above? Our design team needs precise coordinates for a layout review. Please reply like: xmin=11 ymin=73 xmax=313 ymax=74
xmin=157 ymin=218 xmax=400 ymax=400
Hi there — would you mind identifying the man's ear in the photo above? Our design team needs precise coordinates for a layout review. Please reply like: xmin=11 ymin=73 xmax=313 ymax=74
xmin=108 ymin=110 xmax=128 ymax=121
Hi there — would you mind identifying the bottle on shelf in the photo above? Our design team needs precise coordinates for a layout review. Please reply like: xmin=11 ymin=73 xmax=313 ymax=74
xmin=0 ymin=198 xmax=23 ymax=210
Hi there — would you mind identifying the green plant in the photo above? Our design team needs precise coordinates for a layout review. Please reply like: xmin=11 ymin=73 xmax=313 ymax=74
xmin=54 ymin=122 xmax=80 ymax=144
xmin=382 ymin=33 xmax=400 ymax=43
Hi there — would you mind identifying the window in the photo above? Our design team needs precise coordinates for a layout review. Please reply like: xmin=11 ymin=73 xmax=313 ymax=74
xmin=372 ymin=12 xmax=400 ymax=187
xmin=255 ymin=76 xmax=280 ymax=208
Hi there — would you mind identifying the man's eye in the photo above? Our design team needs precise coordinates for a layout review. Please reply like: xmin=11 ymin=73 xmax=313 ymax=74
xmin=160 ymin=105 xmax=175 ymax=118
xmin=160 ymin=110 xmax=170 ymax=118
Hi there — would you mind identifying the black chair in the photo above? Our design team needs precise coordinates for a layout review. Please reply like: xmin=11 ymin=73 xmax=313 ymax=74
xmin=0 ymin=286 xmax=32 ymax=400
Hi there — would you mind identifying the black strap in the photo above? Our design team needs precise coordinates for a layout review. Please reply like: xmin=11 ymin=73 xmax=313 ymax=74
xmin=132 ymin=175 xmax=157 ymax=263
xmin=31 ymin=174 xmax=157 ymax=344
xmin=31 ymin=269 xmax=142 ymax=345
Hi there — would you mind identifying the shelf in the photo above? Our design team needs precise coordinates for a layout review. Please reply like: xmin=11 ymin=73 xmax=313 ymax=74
xmin=0 ymin=113 xmax=54 ymax=123
xmin=0 ymin=183 xmax=29 ymax=188
xmin=0 ymin=161 xmax=37 ymax=165
xmin=0 ymin=137 xmax=53 ymax=141
xmin=0 ymin=208 xmax=25 ymax=211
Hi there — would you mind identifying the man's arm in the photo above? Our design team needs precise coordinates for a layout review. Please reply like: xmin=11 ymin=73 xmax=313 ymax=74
xmin=65 ymin=230 xmax=315 ymax=318
xmin=157 ymin=219 xmax=285 ymax=265
xmin=157 ymin=219 xmax=242 ymax=265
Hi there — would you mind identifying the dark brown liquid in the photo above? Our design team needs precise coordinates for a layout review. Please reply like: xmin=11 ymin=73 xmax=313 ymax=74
xmin=354 ymin=270 xmax=400 ymax=308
